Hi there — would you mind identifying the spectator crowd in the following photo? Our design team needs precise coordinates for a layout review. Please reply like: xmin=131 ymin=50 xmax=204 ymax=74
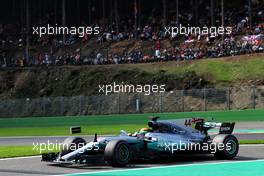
xmin=0 ymin=1 xmax=264 ymax=67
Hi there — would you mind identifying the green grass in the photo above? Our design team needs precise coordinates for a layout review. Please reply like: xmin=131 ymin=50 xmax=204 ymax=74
xmin=132 ymin=54 xmax=264 ymax=83
xmin=239 ymin=140 xmax=264 ymax=144
xmin=0 ymin=145 xmax=59 ymax=158
xmin=0 ymin=146 xmax=39 ymax=158
xmin=0 ymin=109 xmax=264 ymax=137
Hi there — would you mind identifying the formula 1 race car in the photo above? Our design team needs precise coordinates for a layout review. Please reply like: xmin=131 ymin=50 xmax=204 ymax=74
xmin=42 ymin=117 xmax=239 ymax=167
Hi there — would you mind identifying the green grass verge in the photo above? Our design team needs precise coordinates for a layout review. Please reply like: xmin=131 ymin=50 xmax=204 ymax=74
xmin=0 ymin=145 xmax=59 ymax=159
xmin=239 ymin=140 xmax=264 ymax=144
xmin=0 ymin=109 xmax=263 ymax=136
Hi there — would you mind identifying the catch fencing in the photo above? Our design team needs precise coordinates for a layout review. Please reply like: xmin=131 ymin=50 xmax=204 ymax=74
xmin=0 ymin=86 xmax=263 ymax=117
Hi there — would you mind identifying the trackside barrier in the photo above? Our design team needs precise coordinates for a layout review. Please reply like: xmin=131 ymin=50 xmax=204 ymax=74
xmin=0 ymin=86 xmax=262 ymax=117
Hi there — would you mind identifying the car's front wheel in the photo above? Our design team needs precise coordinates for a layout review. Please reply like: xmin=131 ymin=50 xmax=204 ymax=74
xmin=61 ymin=137 xmax=86 ymax=156
xmin=104 ymin=140 xmax=131 ymax=167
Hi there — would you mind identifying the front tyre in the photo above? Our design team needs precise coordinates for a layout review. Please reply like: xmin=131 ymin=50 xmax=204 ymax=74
xmin=213 ymin=134 xmax=239 ymax=159
xmin=104 ymin=140 xmax=131 ymax=167
xmin=61 ymin=137 xmax=86 ymax=155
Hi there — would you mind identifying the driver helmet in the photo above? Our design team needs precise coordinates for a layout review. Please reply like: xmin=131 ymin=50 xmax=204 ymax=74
xmin=139 ymin=128 xmax=151 ymax=134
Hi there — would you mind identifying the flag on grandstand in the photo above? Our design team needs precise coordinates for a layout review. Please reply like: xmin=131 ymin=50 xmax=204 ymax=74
xmin=242 ymin=34 xmax=263 ymax=45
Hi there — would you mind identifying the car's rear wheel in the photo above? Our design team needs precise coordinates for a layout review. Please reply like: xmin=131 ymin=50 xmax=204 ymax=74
xmin=61 ymin=137 xmax=86 ymax=155
xmin=213 ymin=134 xmax=239 ymax=159
xmin=104 ymin=140 xmax=131 ymax=167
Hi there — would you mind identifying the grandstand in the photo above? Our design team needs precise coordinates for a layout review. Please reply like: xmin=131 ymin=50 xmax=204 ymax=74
xmin=0 ymin=0 xmax=264 ymax=103
xmin=0 ymin=0 xmax=263 ymax=67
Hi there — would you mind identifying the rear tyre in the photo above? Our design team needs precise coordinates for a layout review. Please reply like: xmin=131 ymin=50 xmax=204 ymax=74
xmin=61 ymin=137 xmax=86 ymax=155
xmin=104 ymin=140 xmax=131 ymax=167
xmin=213 ymin=134 xmax=239 ymax=159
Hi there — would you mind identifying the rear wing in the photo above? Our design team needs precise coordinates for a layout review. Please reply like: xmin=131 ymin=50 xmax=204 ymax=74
xmin=218 ymin=122 xmax=235 ymax=134
xmin=185 ymin=118 xmax=235 ymax=135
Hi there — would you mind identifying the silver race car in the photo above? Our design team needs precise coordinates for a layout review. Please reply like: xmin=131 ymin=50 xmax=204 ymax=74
xmin=42 ymin=116 xmax=239 ymax=167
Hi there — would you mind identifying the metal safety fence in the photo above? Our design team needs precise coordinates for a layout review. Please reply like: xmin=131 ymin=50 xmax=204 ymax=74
xmin=0 ymin=86 xmax=263 ymax=117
